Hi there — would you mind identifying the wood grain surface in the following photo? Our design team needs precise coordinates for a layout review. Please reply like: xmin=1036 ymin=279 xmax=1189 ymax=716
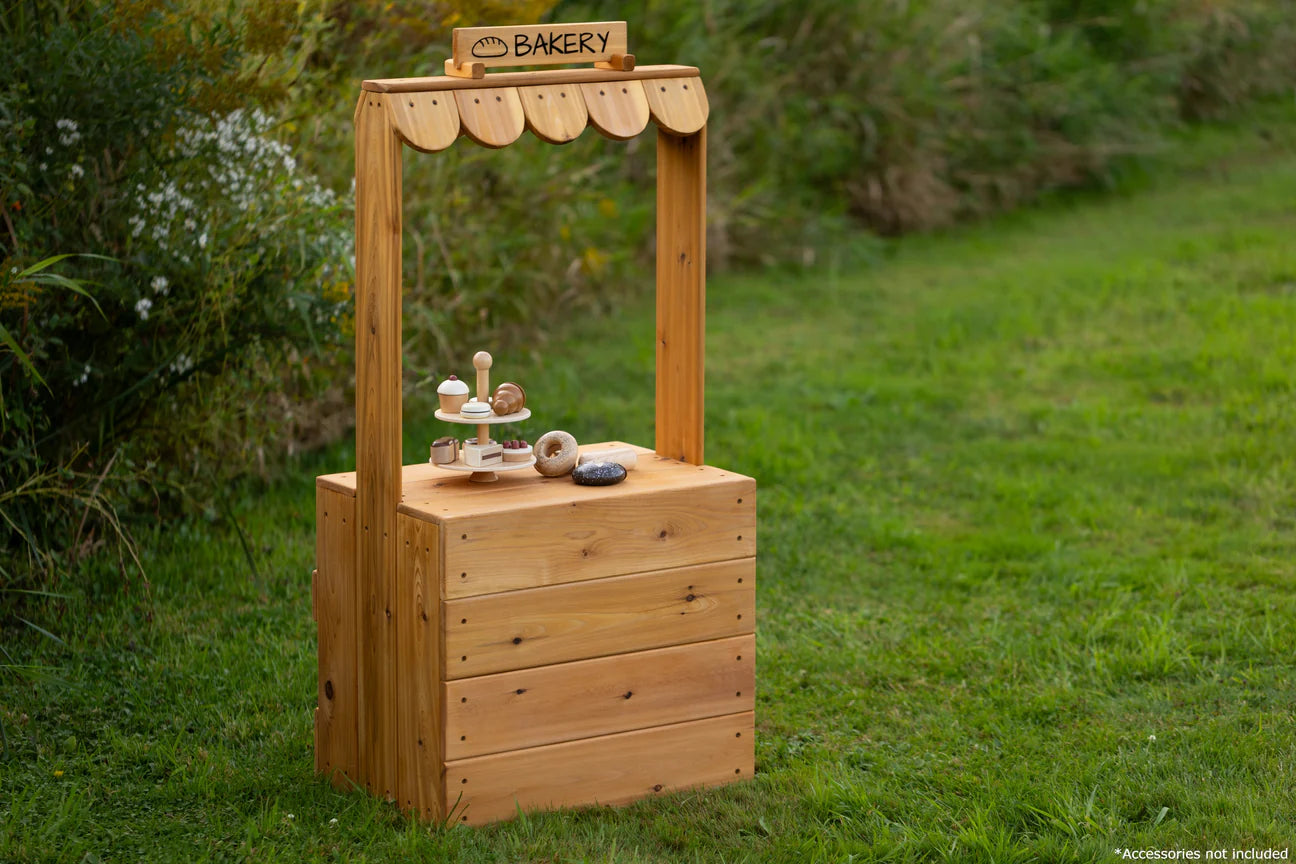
xmin=454 ymin=87 xmax=525 ymax=148
xmin=362 ymin=64 xmax=698 ymax=94
xmin=644 ymin=77 xmax=709 ymax=136
xmin=519 ymin=84 xmax=589 ymax=144
xmin=444 ymin=558 xmax=754 ymax=678
xmin=387 ymin=91 xmax=460 ymax=153
xmin=656 ymin=128 xmax=706 ymax=464
xmin=444 ymin=635 xmax=755 ymax=759
xmin=353 ymin=92 xmax=404 ymax=799
xmin=580 ymin=80 xmax=650 ymax=140
xmin=445 ymin=712 xmax=754 ymax=825
xmin=314 ymin=487 xmax=358 ymax=787
xmin=395 ymin=514 xmax=444 ymax=818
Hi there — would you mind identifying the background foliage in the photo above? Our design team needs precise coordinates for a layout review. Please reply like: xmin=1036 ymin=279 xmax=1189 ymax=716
xmin=0 ymin=1 xmax=348 ymax=612
xmin=2 ymin=0 xmax=1296 ymax=620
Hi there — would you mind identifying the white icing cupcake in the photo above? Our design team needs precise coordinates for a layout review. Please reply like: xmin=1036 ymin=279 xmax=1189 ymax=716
xmin=437 ymin=375 xmax=470 ymax=413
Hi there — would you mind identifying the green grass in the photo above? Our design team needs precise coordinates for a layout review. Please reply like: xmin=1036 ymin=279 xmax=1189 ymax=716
xmin=5 ymin=111 xmax=1296 ymax=861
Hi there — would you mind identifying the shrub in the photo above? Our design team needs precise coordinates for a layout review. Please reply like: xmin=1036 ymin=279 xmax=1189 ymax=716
xmin=556 ymin=0 xmax=1296 ymax=241
xmin=0 ymin=2 xmax=350 ymax=604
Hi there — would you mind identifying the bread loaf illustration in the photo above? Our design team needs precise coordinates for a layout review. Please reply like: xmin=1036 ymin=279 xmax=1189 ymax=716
xmin=471 ymin=36 xmax=508 ymax=58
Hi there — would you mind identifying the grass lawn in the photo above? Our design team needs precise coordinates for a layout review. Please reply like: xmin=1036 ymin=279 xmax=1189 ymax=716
xmin=4 ymin=111 xmax=1296 ymax=861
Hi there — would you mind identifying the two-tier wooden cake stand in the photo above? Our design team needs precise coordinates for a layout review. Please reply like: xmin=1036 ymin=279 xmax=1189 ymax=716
xmin=312 ymin=21 xmax=757 ymax=826
xmin=431 ymin=352 xmax=534 ymax=482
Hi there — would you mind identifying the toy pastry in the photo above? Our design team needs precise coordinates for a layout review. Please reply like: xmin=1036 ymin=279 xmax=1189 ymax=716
xmin=429 ymin=436 xmax=459 ymax=464
xmin=460 ymin=400 xmax=492 ymax=419
xmin=491 ymin=382 xmax=526 ymax=416
xmin=502 ymin=439 xmax=533 ymax=462
xmin=464 ymin=441 xmax=503 ymax=467
xmin=437 ymin=375 xmax=470 ymax=413
xmin=533 ymin=430 xmax=578 ymax=476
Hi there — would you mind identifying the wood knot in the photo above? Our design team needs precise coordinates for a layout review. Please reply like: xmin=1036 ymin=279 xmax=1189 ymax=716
xmin=324 ymin=680 xmax=334 ymax=700
xmin=623 ymin=691 xmax=633 ymax=699
xmin=512 ymin=636 xmax=523 ymax=645
xmin=685 ymin=593 xmax=696 ymax=602
xmin=653 ymin=784 xmax=662 ymax=792
xmin=516 ymin=688 xmax=526 ymax=695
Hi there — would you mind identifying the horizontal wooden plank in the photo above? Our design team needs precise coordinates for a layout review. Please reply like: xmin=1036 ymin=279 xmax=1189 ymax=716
xmin=444 ymin=558 xmax=754 ymax=678
xmin=445 ymin=635 xmax=754 ymax=759
xmin=362 ymin=64 xmax=698 ymax=93
xmin=445 ymin=712 xmax=754 ymax=825
xmin=439 ymin=450 xmax=754 ymax=598
xmin=321 ymin=444 xmax=754 ymax=518
xmin=404 ymin=443 xmax=750 ymax=518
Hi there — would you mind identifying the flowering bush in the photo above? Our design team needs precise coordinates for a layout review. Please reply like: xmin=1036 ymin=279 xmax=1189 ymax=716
xmin=0 ymin=3 xmax=350 ymax=594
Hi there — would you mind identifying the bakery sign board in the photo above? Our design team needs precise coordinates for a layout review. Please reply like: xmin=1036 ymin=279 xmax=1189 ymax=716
xmin=451 ymin=21 xmax=629 ymax=70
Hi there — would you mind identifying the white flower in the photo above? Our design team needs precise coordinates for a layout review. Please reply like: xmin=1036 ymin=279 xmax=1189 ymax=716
xmin=169 ymin=352 xmax=193 ymax=375
xmin=329 ymin=817 xmax=338 ymax=826
xmin=151 ymin=275 xmax=169 ymax=295
xmin=56 ymin=118 xmax=82 ymax=146
xmin=73 ymin=363 xmax=91 ymax=386
xmin=286 ymin=813 xmax=295 ymax=820
xmin=39 ymin=162 xmax=47 ymax=171
xmin=1148 ymin=734 xmax=1156 ymax=742
xmin=198 ymin=231 xmax=208 ymax=249
xmin=134 ymin=297 xmax=152 ymax=320
xmin=70 ymin=164 xmax=84 ymax=179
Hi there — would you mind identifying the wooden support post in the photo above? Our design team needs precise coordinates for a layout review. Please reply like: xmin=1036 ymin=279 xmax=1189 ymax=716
xmin=353 ymin=92 xmax=403 ymax=800
xmin=655 ymin=127 xmax=706 ymax=465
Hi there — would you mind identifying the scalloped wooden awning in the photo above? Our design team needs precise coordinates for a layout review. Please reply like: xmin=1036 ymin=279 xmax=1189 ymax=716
xmin=360 ymin=64 xmax=708 ymax=149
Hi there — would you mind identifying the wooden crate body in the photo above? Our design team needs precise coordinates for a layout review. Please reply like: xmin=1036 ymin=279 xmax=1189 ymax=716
xmin=317 ymin=39 xmax=753 ymax=825
xmin=314 ymin=445 xmax=755 ymax=824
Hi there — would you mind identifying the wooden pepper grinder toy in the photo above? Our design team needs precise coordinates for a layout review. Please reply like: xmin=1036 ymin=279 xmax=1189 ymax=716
xmin=463 ymin=352 xmax=501 ymax=468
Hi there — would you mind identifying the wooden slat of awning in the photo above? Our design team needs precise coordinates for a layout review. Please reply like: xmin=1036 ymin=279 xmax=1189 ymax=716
xmin=363 ymin=63 xmax=698 ymax=93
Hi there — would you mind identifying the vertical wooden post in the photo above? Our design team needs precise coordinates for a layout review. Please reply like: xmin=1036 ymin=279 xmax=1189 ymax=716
xmin=655 ymin=126 xmax=707 ymax=465
xmin=353 ymin=92 xmax=403 ymax=800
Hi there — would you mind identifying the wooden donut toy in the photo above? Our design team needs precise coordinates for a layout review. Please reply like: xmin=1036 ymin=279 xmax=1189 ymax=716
xmin=533 ymin=430 xmax=578 ymax=476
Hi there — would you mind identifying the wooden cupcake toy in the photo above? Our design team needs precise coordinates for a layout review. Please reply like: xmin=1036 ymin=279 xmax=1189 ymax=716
xmin=437 ymin=375 xmax=470 ymax=413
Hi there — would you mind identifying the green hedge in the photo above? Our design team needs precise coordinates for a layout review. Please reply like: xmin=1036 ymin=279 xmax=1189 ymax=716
xmin=0 ymin=1 xmax=348 ymax=602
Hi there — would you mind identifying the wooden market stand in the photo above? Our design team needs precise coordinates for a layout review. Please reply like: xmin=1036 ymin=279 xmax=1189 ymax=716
xmin=312 ymin=23 xmax=757 ymax=826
